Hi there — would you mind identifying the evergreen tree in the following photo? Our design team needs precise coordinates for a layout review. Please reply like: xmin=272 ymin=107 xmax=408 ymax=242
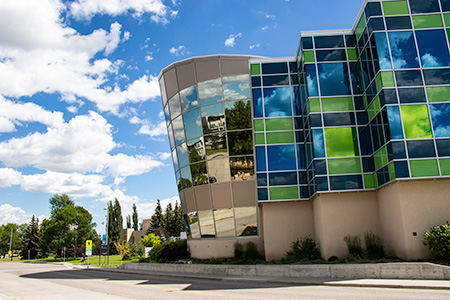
xmin=49 ymin=194 xmax=74 ymax=216
xmin=148 ymin=200 xmax=164 ymax=235
xmin=126 ymin=215 xmax=131 ymax=229
xmin=108 ymin=198 xmax=123 ymax=250
xmin=20 ymin=215 xmax=40 ymax=259
xmin=174 ymin=201 xmax=186 ymax=236
xmin=164 ymin=203 xmax=175 ymax=235
xmin=132 ymin=203 xmax=139 ymax=231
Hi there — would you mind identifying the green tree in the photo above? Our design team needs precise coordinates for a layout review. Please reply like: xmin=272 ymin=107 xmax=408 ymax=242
xmin=225 ymin=100 xmax=251 ymax=130
xmin=164 ymin=203 xmax=175 ymax=235
xmin=148 ymin=200 xmax=164 ymax=235
xmin=174 ymin=201 xmax=186 ymax=237
xmin=132 ymin=203 xmax=138 ymax=231
xmin=49 ymin=194 xmax=74 ymax=216
xmin=20 ymin=215 xmax=41 ymax=259
xmin=140 ymin=233 xmax=160 ymax=247
xmin=0 ymin=223 xmax=21 ymax=256
xmin=126 ymin=215 xmax=131 ymax=228
xmin=107 ymin=198 xmax=123 ymax=251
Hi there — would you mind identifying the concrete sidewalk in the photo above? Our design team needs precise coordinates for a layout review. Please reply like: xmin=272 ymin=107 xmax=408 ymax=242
xmin=82 ymin=265 xmax=450 ymax=291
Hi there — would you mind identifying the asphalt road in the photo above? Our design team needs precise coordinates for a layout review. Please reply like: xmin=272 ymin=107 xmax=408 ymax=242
xmin=0 ymin=262 xmax=449 ymax=300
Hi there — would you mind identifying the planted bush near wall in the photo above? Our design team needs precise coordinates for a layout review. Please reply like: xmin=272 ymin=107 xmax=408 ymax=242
xmin=344 ymin=235 xmax=363 ymax=259
xmin=148 ymin=240 xmax=189 ymax=262
xmin=423 ymin=221 xmax=450 ymax=260
xmin=233 ymin=242 xmax=262 ymax=262
xmin=283 ymin=236 xmax=321 ymax=263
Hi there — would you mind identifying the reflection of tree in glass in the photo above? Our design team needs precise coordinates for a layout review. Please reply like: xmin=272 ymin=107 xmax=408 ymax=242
xmin=228 ymin=130 xmax=253 ymax=156
xmin=178 ymin=178 xmax=192 ymax=190
xmin=205 ymin=134 xmax=227 ymax=157
xmin=189 ymin=147 xmax=202 ymax=163
xmin=225 ymin=100 xmax=251 ymax=130
xmin=191 ymin=162 xmax=208 ymax=186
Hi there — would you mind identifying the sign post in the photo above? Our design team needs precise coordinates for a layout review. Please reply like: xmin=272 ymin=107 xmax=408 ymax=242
xmin=85 ymin=240 xmax=92 ymax=269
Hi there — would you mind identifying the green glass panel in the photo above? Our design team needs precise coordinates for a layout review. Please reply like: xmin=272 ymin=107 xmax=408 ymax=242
xmin=304 ymin=50 xmax=315 ymax=63
xmin=328 ymin=158 xmax=361 ymax=174
xmin=413 ymin=14 xmax=443 ymax=29
xmin=410 ymin=159 xmax=439 ymax=177
xmin=363 ymin=94 xmax=368 ymax=109
xmin=380 ymin=71 xmax=395 ymax=88
xmin=308 ymin=98 xmax=321 ymax=113
xmin=356 ymin=12 xmax=366 ymax=40
xmin=255 ymin=133 xmax=265 ymax=145
xmin=266 ymin=132 xmax=295 ymax=144
xmin=389 ymin=162 xmax=396 ymax=180
xmin=325 ymin=127 xmax=359 ymax=157
xmin=347 ymin=49 xmax=357 ymax=61
xmin=322 ymin=97 xmax=354 ymax=112
xmin=382 ymin=0 xmax=409 ymax=16
xmin=254 ymin=119 xmax=264 ymax=132
xmin=375 ymin=146 xmax=388 ymax=170
xmin=368 ymin=96 xmax=380 ymax=120
xmin=251 ymin=64 xmax=260 ymax=75
xmin=401 ymin=105 xmax=432 ymax=139
xmin=426 ymin=86 xmax=450 ymax=102
xmin=444 ymin=13 xmax=450 ymax=27
xmin=364 ymin=173 xmax=377 ymax=189
xmin=270 ymin=186 xmax=299 ymax=200
xmin=265 ymin=118 xmax=293 ymax=131
xmin=439 ymin=158 xmax=450 ymax=175
xmin=376 ymin=73 xmax=383 ymax=92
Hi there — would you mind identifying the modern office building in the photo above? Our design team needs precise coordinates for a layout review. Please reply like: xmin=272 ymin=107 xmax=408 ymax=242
xmin=159 ymin=0 xmax=450 ymax=261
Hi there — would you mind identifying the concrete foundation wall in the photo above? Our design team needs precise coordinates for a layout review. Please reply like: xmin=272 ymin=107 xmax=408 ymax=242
xmin=188 ymin=236 xmax=263 ymax=259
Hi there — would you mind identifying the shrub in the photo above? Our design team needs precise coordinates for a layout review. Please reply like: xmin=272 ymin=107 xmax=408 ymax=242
xmin=344 ymin=235 xmax=363 ymax=258
xmin=284 ymin=236 xmax=321 ymax=262
xmin=148 ymin=240 xmax=190 ymax=262
xmin=423 ymin=221 xmax=450 ymax=260
xmin=114 ymin=241 xmax=130 ymax=260
xmin=233 ymin=242 xmax=244 ymax=259
xmin=148 ymin=243 xmax=165 ymax=262
xmin=141 ymin=233 xmax=161 ymax=248
xmin=243 ymin=242 xmax=260 ymax=260
xmin=364 ymin=232 xmax=385 ymax=260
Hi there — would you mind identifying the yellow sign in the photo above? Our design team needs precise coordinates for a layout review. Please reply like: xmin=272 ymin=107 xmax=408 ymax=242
xmin=86 ymin=240 xmax=92 ymax=249
xmin=8 ymin=251 xmax=12 ymax=255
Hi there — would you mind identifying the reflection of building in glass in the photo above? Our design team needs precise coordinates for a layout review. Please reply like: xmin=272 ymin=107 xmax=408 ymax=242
xmin=159 ymin=1 xmax=450 ymax=261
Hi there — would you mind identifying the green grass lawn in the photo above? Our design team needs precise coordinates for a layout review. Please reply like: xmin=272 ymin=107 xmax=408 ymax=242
xmin=0 ymin=255 xmax=139 ymax=267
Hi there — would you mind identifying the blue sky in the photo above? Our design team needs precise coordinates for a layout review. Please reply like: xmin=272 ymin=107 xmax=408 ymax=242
xmin=0 ymin=0 xmax=363 ymax=233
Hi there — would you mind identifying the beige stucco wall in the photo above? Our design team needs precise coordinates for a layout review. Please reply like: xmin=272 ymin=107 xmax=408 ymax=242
xmin=312 ymin=191 xmax=380 ymax=259
xmin=261 ymin=201 xmax=314 ymax=261
xmin=188 ymin=237 xmax=263 ymax=259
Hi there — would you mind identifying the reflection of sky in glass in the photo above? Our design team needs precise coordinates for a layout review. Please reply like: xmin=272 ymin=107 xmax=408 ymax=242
xmin=325 ymin=127 xmax=358 ymax=157
xmin=167 ymin=123 xmax=175 ymax=149
xmin=305 ymin=64 xmax=319 ymax=97
xmin=198 ymin=78 xmax=223 ymax=105
xmin=386 ymin=106 xmax=404 ymax=139
xmin=374 ymin=32 xmax=392 ymax=70
xmin=269 ymin=172 xmax=297 ymax=186
xmin=317 ymin=63 xmax=351 ymax=96
xmin=252 ymin=88 xmax=263 ymax=118
xmin=430 ymin=103 xmax=450 ymax=137
xmin=256 ymin=146 xmax=266 ymax=171
xmin=267 ymin=144 xmax=296 ymax=171
xmin=164 ymin=104 xmax=170 ymax=123
xmin=201 ymin=102 xmax=224 ymax=117
xmin=388 ymin=31 xmax=420 ymax=69
xmin=416 ymin=29 xmax=450 ymax=68
xmin=183 ymin=108 xmax=202 ymax=140
xmin=168 ymin=93 xmax=181 ymax=119
xmin=312 ymin=129 xmax=325 ymax=158
xmin=172 ymin=116 xmax=185 ymax=145
xmin=263 ymin=87 xmax=293 ymax=117
xmin=172 ymin=148 xmax=178 ymax=170
xmin=177 ymin=143 xmax=189 ymax=168
xmin=180 ymin=85 xmax=198 ymax=112
xmin=222 ymin=75 xmax=251 ymax=100
xmin=401 ymin=105 xmax=432 ymax=139
xmin=180 ymin=165 xmax=192 ymax=183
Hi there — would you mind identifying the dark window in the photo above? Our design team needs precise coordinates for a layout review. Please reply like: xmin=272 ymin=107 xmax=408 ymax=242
xmin=316 ymin=49 xmax=347 ymax=62
xmin=354 ymin=96 xmax=365 ymax=110
xmin=289 ymin=62 xmax=298 ymax=73
xmin=436 ymin=139 xmax=450 ymax=156
xmin=362 ymin=156 xmax=375 ymax=172
xmin=345 ymin=34 xmax=356 ymax=47
xmin=329 ymin=175 xmax=363 ymax=190
xmin=395 ymin=161 xmax=409 ymax=178
xmin=357 ymin=112 xmax=368 ymax=125
xmin=385 ymin=16 xmax=412 ymax=30
xmin=407 ymin=140 xmax=436 ymax=158
xmin=323 ymin=112 xmax=356 ymax=126
xmin=257 ymin=188 xmax=268 ymax=200
xmin=409 ymin=0 xmax=440 ymax=13
xmin=381 ymin=89 xmax=398 ymax=104
xmin=290 ymin=75 xmax=299 ymax=85
xmin=300 ymin=186 xmax=309 ymax=198
xmin=317 ymin=63 xmax=352 ymax=96
xmin=314 ymin=35 xmax=345 ymax=49
xmin=314 ymin=159 xmax=327 ymax=175
xmin=359 ymin=127 xmax=373 ymax=156
xmin=397 ymin=87 xmax=426 ymax=103
xmin=390 ymin=141 xmax=407 ymax=159
xmin=299 ymin=171 xmax=308 ymax=184
xmin=257 ymin=173 xmax=267 ymax=186
xmin=302 ymin=37 xmax=313 ymax=49
xmin=423 ymin=68 xmax=450 ymax=85
xmin=316 ymin=176 xmax=329 ymax=191
xmin=365 ymin=1 xmax=382 ymax=17
xmin=294 ymin=117 xmax=303 ymax=129
xmin=262 ymin=75 xmax=290 ymax=86
xmin=262 ymin=62 xmax=288 ymax=74
xmin=395 ymin=70 xmax=423 ymax=86
xmin=310 ymin=114 xmax=322 ymax=127
xmin=371 ymin=17 xmax=385 ymax=31
xmin=227 ymin=130 xmax=253 ymax=156
xmin=295 ymin=131 xmax=304 ymax=143
xmin=377 ymin=166 xmax=390 ymax=186
xmin=251 ymin=76 xmax=261 ymax=87
xmin=269 ymin=171 xmax=298 ymax=186
xmin=443 ymin=0 xmax=450 ymax=11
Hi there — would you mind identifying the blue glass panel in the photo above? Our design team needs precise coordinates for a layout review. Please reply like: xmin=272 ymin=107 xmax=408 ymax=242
xmin=382 ymin=89 xmax=398 ymax=104
xmin=329 ymin=175 xmax=363 ymax=190
xmin=164 ymin=104 xmax=170 ymax=123
xmin=183 ymin=108 xmax=202 ymax=140
xmin=346 ymin=34 xmax=356 ymax=47
xmin=289 ymin=62 xmax=298 ymax=73
xmin=423 ymin=68 xmax=450 ymax=85
xmin=385 ymin=16 xmax=412 ymax=30
xmin=395 ymin=161 xmax=409 ymax=178
xmin=293 ymin=86 xmax=302 ymax=116
xmin=374 ymin=33 xmax=392 ymax=70
xmin=377 ymin=166 xmax=390 ymax=186
xmin=177 ymin=143 xmax=189 ymax=168
xmin=297 ymin=144 xmax=306 ymax=169
xmin=410 ymin=0 xmax=440 ymax=13
xmin=388 ymin=31 xmax=420 ymax=69
xmin=395 ymin=70 xmax=423 ymax=86
xmin=252 ymin=88 xmax=263 ymax=118
xmin=436 ymin=139 xmax=450 ymax=156
xmin=262 ymin=75 xmax=290 ymax=86
xmin=416 ymin=30 xmax=450 ymax=68
xmin=180 ymin=86 xmax=199 ymax=112
xmin=310 ymin=114 xmax=322 ymax=127
xmin=316 ymin=49 xmax=347 ymax=62
xmin=222 ymin=75 xmax=251 ymax=100
xmin=430 ymin=103 xmax=450 ymax=137
xmin=371 ymin=17 xmax=385 ymax=31
xmin=314 ymin=35 xmax=345 ymax=49
xmin=317 ymin=63 xmax=351 ymax=96
xmin=257 ymin=188 xmax=268 ymax=200
xmin=386 ymin=106 xmax=404 ymax=139
xmin=180 ymin=166 xmax=193 ymax=189
xmin=398 ymin=88 xmax=426 ymax=103
xmin=365 ymin=1 xmax=382 ymax=17
xmin=257 ymin=173 xmax=267 ymax=186
xmin=251 ymin=76 xmax=261 ymax=87
xmin=267 ymin=144 xmax=297 ymax=171
xmin=316 ymin=176 xmax=329 ymax=191
xmin=305 ymin=64 xmax=319 ymax=97
xmin=256 ymin=146 xmax=267 ymax=172
xmin=262 ymin=62 xmax=288 ymax=74
xmin=263 ymin=87 xmax=293 ymax=117
xmin=391 ymin=141 xmax=407 ymax=159
xmin=314 ymin=159 xmax=327 ymax=175
xmin=323 ymin=113 xmax=355 ymax=126
xmin=407 ymin=140 xmax=436 ymax=158
xmin=172 ymin=116 xmax=185 ymax=145
xmin=269 ymin=171 xmax=298 ymax=186
xmin=362 ymin=156 xmax=375 ymax=172
xmin=312 ymin=129 xmax=325 ymax=158
xmin=302 ymin=37 xmax=313 ymax=49
xmin=443 ymin=0 xmax=450 ymax=11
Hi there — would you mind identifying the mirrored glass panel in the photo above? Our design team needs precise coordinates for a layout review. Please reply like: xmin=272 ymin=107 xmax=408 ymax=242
xmin=204 ymin=133 xmax=227 ymax=160
xmin=198 ymin=210 xmax=216 ymax=237
xmin=410 ymin=0 xmax=440 ymax=13
xmin=430 ymin=103 xmax=450 ymax=137
xmin=407 ymin=140 xmax=436 ymax=158
xmin=263 ymin=87 xmax=293 ymax=117
xmin=256 ymin=146 xmax=267 ymax=172
xmin=187 ymin=137 xmax=205 ymax=163
xmin=388 ymin=31 xmax=420 ymax=69
xmin=164 ymin=104 xmax=170 ymax=123
xmin=252 ymin=88 xmax=264 ymax=118
xmin=180 ymin=166 xmax=193 ymax=189
xmin=172 ymin=148 xmax=179 ymax=171
xmin=175 ymin=170 xmax=181 ymax=191
xmin=198 ymin=78 xmax=222 ymax=105
xmin=386 ymin=106 xmax=404 ymax=139
xmin=374 ymin=32 xmax=393 ymax=70
xmin=183 ymin=108 xmax=202 ymax=141
xmin=214 ymin=208 xmax=236 ymax=238
xmin=167 ymin=123 xmax=175 ymax=149
xmin=416 ymin=30 xmax=450 ymax=68
xmin=207 ymin=157 xmax=230 ymax=183
xmin=223 ymin=75 xmax=251 ymax=100
xmin=235 ymin=206 xmax=258 ymax=236
xmin=305 ymin=64 xmax=319 ymax=97
xmin=191 ymin=162 xmax=208 ymax=186
xmin=176 ymin=143 xmax=189 ymax=168
xmin=312 ymin=129 xmax=325 ymax=158
xmin=267 ymin=144 xmax=297 ymax=171
xmin=180 ymin=85 xmax=199 ymax=112
xmin=317 ymin=63 xmax=351 ymax=96
xmin=201 ymin=103 xmax=225 ymax=135
xmin=329 ymin=175 xmax=363 ymax=190
xmin=187 ymin=211 xmax=200 ymax=238
xmin=230 ymin=156 xmax=255 ymax=181
xmin=172 ymin=116 xmax=185 ymax=146
xmin=225 ymin=100 xmax=252 ymax=130
xmin=168 ymin=93 xmax=182 ymax=119
xmin=227 ymin=130 xmax=253 ymax=156
xmin=269 ymin=171 xmax=297 ymax=186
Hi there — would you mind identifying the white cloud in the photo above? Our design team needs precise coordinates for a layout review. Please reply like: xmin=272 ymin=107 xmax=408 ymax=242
xmin=0 ymin=168 xmax=22 ymax=188
xmin=107 ymin=153 xmax=165 ymax=177
xmin=145 ymin=54 xmax=154 ymax=61
xmin=249 ymin=43 xmax=260 ymax=49
xmin=169 ymin=45 xmax=189 ymax=56
xmin=225 ymin=33 xmax=242 ymax=47
xmin=261 ymin=26 xmax=269 ymax=31
xmin=265 ymin=14 xmax=275 ymax=20
xmin=0 ymin=117 xmax=16 ymax=133
xmin=0 ymin=204 xmax=32 ymax=225
xmin=130 ymin=116 xmax=167 ymax=137
xmin=69 ymin=0 xmax=176 ymax=24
